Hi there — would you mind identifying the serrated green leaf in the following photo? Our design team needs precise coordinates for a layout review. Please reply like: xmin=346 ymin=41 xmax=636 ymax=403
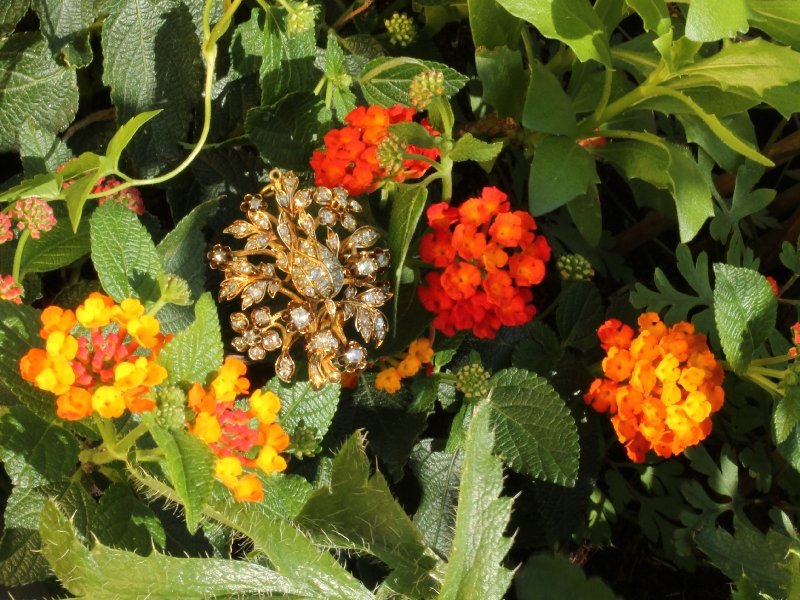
xmin=495 ymin=0 xmax=611 ymax=65
xmin=18 ymin=119 xmax=72 ymax=177
xmin=450 ymin=133 xmax=503 ymax=162
xmin=388 ymin=183 xmax=427 ymax=321
xmin=230 ymin=8 xmax=264 ymax=76
xmin=31 ymin=0 xmax=94 ymax=67
xmin=264 ymin=377 xmax=340 ymax=442
xmin=440 ymin=404 xmax=513 ymax=600
xmin=5 ymin=486 xmax=51 ymax=529
xmin=158 ymin=293 xmax=223 ymax=386
xmin=0 ymin=0 xmax=28 ymax=37
xmin=488 ymin=368 xmax=579 ymax=485
xmin=259 ymin=6 xmax=316 ymax=106
xmin=468 ymin=0 xmax=521 ymax=49
xmin=625 ymin=0 xmax=670 ymax=34
xmin=101 ymin=0 xmax=200 ymax=175
xmin=529 ymin=136 xmax=599 ymax=216
xmin=668 ymin=145 xmax=715 ymax=243
xmin=0 ymin=173 xmax=62 ymax=204
xmin=0 ymin=32 xmax=78 ymax=152
xmin=94 ymin=483 xmax=166 ymax=553
xmin=774 ymin=385 xmax=800 ymax=445
xmin=245 ymin=92 xmax=328 ymax=172
xmin=556 ymin=281 xmax=604 ymax=351
xmin=18 ymin=205 xmax=90 ymax=279
xmin=105 ymin=110 xmax=162 ymax=171
xmin=0 ymin=406 xmax=79 ymax=488
xmin=523 ymin=61 xmax=576 ymax=137
xmin=713 ymin=263 xmax=777 ymax=373
xmin=298 ymin=432 xmax=438 ymax=598
xmin=0 ymin=528 xmax=51 ymax=587
xmin=410 ymin=439 xmax=463 ymax=557
xmin=359 ymin=57 xmax=468 ymax=106
xmin=749 ymin=0 xmax=800 ymax=51
xmin=516 ymin=553 xmax=618 ymax=599
xmin=685 ymin=0 xmax=749 ymax=42
xmin=205 ymin=496 xmax=374 ymax=599
xmin=475 ymin=46 xmax=527 ymax=119
xmin=90 ymin=201 xmax=162 ymax=302
xmin=39 ymin=500 xmax=302 ymax=598
xmin=780 ymin=239 xmax=800 ymax=274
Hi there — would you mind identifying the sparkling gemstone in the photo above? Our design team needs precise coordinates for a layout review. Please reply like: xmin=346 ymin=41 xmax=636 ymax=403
xmin=232 ymin=337 xmax=248 ymax=352
xmin=221 ymin=280 xmax=241 ymax=299
xmin=355 ymin=258 xmax=377 ymax=277
xmin=262 ymin=330 xmax=282 ymax=350
xmin=333 ymin=188 xmax=348 ymax=204
xmin=344 ymin=286 xmax=357 ymax=299
xmin=275 ymin=353 xmax=295 ymax=382
xmin=267 ymin=280 xmax=281 ymax=297
xmin=291 ymin=238 xmax=344 ymax=299
xmin=275 ymin=251 xmax=289 ymax=270
xmin=308 ymin=330 xmax=339 ymax=353
xmin=225 ymin=220 xmax=252 ymax=237
xmin=252 ymin=307 xmax=271 ymax=327
xmin=375 ymin=249 xmax=390 ymax=268
xmin=348 ymin=226 xmax=380 ymax=248
xmin=349 ymin=199 xmax=363 ymax=213
xmin=283 ymin=172 xmax=299 ymax=193
xmin=326 ymin=229 xmax=340 ymax=254
xmin=360 ymin=288 xmax=387 ymax=306
xmin=231 ymin=258 xmax=257 ymax=275
xmin=230 ymin=312 xmax=249 ymax=332
xmin=342 ymin=343 xmax=365 ymax=366
xmin=289 ymin=305 xmax=312 ymax=330
xmin=242 ymin=280 xmax=267 ymax=309
xmin=251 ymin=211 xmax=271 ymax=230
xmin=294 ymin=189 xmax=311 ymax=209
xmin=248 ymin=346 xmax=267 ymax=360
xmin=243 ymin=328 xmax=260 ymax=345
xmin=248 ymin=196 xmax=263 ymax=210
xmin=342 ymin=214 xmax=357 ymax=231
xmin=319 ymin=207 xmax=336 ymax=225
xmin=374 ymin=314 xmax=387 ymax=343
xmin=314 ymin=186 xmax=332 ymax=205
xmin=298 ymin=212 xmax=315 ymax=235
xmin=245 ymin=234 xmax=269 ymax=250
xmin=276 ymin=190 xmax=290 ymax=208
xmin=355 ymin=308 xmax=372 ymax=341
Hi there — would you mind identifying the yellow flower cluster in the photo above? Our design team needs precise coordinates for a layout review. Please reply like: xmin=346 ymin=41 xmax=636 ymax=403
xmin=584 ymin=313 xmax=725 ymax=463
xmin=20 ymin=293 xmax=168 ymax=420
xmin=375 ymin=338 xmax=434 ymax=393
xmin=187 ymin=357 xmax=290 ymax=502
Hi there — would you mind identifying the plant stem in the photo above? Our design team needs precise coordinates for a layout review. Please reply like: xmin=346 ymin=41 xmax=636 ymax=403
xmin=11 ymin=229 xmax=30 ymax=282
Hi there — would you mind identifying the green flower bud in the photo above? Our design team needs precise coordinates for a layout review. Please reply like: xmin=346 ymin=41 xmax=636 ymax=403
xmin=287 ymin=420 xmax=322 ymax=459
xmin=159 ymin=273 xmax=192 ymax=306
xmin=376 ymin=134 xmax=406 ymax=177
xmin=154 ymin=386 xmax=187 ymax=431
xmin=455 ymin=363 xmax=491 ymax=400
xmin=409 ymin=70 xmax=445 ymax=110
xmin=385 ymin=12 xmax=416 ymax=47
xmin=287 ymin=1 xmax=317 ymax=34
xmin=556 ymin=254 xmax=595 ymax=281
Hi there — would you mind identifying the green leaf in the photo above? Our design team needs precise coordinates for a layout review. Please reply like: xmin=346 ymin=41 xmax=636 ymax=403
xmin=781 ymin=238 xmax=800 ymax=274
xmin=389 ymin=121 xmax=437 ymax=148
xmin=495 ymin=0 xmax=611 ymax=65
xmin=0 ymin=406 xmax=79 ymax=488
xmin=144 ymin=420 xmax=215 ymax=534
xmin=65 ymin=163 xmax=104 ymax=231
xmin=230 ymin=8 xmax=264 ymax=76
xmin=556 ymin=281 xmax=604 ymax=351
xmin=713 ymin=263 xmax=777 ymax=374
xmin=523 ymin=61 xmax=576 ymax=137
xmin=409 ymin=439 xmax=463 ymax=557
xmin=94 ymin=483 xmax=166 ymax=553
xmin=0 ymin=528 xmax=51 ymax=587
xmin=468 ymin=0 xmax=522 ymax=49
xmin=488 ymin=368 xmax=580 ymax=485
xmin=264 ymin=377 xmax=340 ymax=442
xmin=748 ymin=0 xmax=800 ymax=51
xmin=359 ymin=57 xmax=468 ymax=106
xmin=516 ymin=553 xmax=619 ymax=600
xmin=31 ymin=0 xmax=94 ymax=67
xmin=259 ymin=6 xmax=316 ymax=106
xmin=18 ymin=119 xmax=72 ymax=177
xmin=512 ymin=322 xmax=563 ymax=375
xmin=529 ymin=136 xmax=599 ymax=216
xmin=475 ymin=46 xmax=527 ymax=119
xmin=774 ymin=386 xmax=800 ymax=445
xmin=388 ymin=183 xmax=427 ymax=318
xmin=105 ymin=110 xmax=162 ymax=171
xmin=101 ymin=0 xmax=200 ymax=175
xmin=685 ymin=0 xmax=749 ymax=41
xmin=0 ymin=172 xmax=61 ymax=203
xmin=625 ymin=0 xmax=670 ymax=34
xmin=0 ymin=0 xmax=28 ymax=37
xmin=245 ymin=91 xmax=328 ymax=172
xmin=439 ymin=404 xmax=514 ymax=600
xmin=450 ymin=133 xmax=504 ymax=162
xmin=778 ymin=424 xmax=800 ymax=473
xmin=158 ymin=293 xmax=223 ymax=386
xmin=567 ymin=185 xmax=602 ymax=246
xmin=90 ymin=201 xmax=162 ymax=302
xmin=18 ymin=205 xmax=90 ymax=279
xmin=205 ymin=497 xmax=373 ymax=599
xmin=0 ymin=32 xmax=78 ymax=152
xmin=39 ymin=500 xmax=302 ymax=598
xmin=297 ymin=432 xmax=438 ymax=598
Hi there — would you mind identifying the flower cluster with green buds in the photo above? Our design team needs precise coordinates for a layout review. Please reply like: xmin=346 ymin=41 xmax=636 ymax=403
xmin=556 ymin=254 xmax=595 ymax=281
xmin=286 ymin=1 xmax=317 ymax=34
xmin=409 ymin=70 xmax=445 ymax=110
xmin=385 ymin=12 xmax=416 ymax=47
xmin=455 ymin=363 xmax=491 ymax=400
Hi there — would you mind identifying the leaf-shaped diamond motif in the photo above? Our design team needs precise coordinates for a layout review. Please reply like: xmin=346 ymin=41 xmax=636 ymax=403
xmin=250 ymin=211 xmax=272 ymax=230
xmin=275 ymin=352 xmax=295 ymax=382
xmin=291 ymin=238 xmax=344 ymax=299
xmin=326 ymin=228 xmax=340 ymax=255
xmin=241 ymin=280 xmax=267 ymax=309
xmin=277 ymin=211 xmax=294 ymax=246
xmin=355 ymin=307 xmax=374 ymax=343
xmin=225 ymin=220 xmax=255 ymax=238
xmin=345 ymin=226 xmax=380 ymax=250
xmin=293 ymin=189 xmax=311 ymax=210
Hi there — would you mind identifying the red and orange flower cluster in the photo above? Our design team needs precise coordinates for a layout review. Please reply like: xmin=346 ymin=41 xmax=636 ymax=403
xmin=187 ymin=358 xmax=290 ymax=502
xmin=375 ymin=337 xmax=434 ymax=393
xmin=584 ymin=313 xmax=725 ymax=463
xmin=417 ymin=187 xmax=550 ymax=339
xmin=310 ymin=104 xmax=439 ymax=196
xmin=20 ymin=293 xmax=169 ymax=421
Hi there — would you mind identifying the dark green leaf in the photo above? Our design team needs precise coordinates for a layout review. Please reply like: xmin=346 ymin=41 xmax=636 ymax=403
xmin=523 ymin=61 xmax=576 ymax=137
xmin=450 ymin=133 xmax=503 ymax=162
xmin=0 ymin=32 xmax=78 ymax=152
xmin=468 ymin=0 xmax=521 ymax=49
xmin=685 ymin=0 xmax=749 ymax=42
xmin=359 ymin=57 xmax=468 ymax=106
xmin=516 ymin=553 xmax=619 ymax=600
xmin=439 ymin=404 xmax=514 ymax=600
xmin=529 ymin=136 xmax=599 ymax=216
xmin=566 ymin=185 xmax=602 ymax=246
xmin=19 ymin=205 xmax=90 ymax=279
xmin=90 ymin=201 xmax=162 ymax=302
xmin=0 ymin=0 xmax=28 ymax=37
xmin=230 ymin=8 xmax=264 ymax=77
xmin=512 ymin=322 xmax=563 ymax=375
xmin=713 ymin=263 xmax=777 ymax=373
xmin=0 ymin=528 xmax=51 ymax=587
xmin=31 ymin=0 xmax=94 ymax=67
xmin=94 ymin=483 xmax=166 ymax=553
xmin=18 ymin=119 xmax=71 ymax=177
xmin=389 ymin=121 xmax=437 ymax=148
xmin=556 ymin=281 xmax=604 ymax=351
xmin=388 ymin=183 xmax=427 ymax=318
xmin=259 ymin=6 xmax=316 ymax=106
xmin=264 ymin=377 xmax=340 ymax=442
xmin=488 ymin=368 xmax=580 ymax=485
xmin=475 ymin=46 xmax=527 ymax=119
xmin=774 ymin=384 xmax=800 ymax=444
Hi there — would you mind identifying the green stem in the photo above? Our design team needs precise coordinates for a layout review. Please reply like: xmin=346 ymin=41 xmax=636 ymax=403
xmin=750 ymin=354 xmax=793 ymax=367
xmin=580 ymin=84 xmax=652 ymax=131
xmin=440 ymin=156 xmax=453 ymax=202
xmin=590 ymin=66 xmax=614 ymax=126
xmin=115 ymin=422 xmax=149 ymax=455
xmin=520 ymin=26 xmax=536 ymax=67
xmin=135 ymin=448 xmax=166 ymax=462
xmin=779 ymin=273 xmax=799 ymax=297
xmin=11 ymin=229 xmax=30 ymax=282
xmin=745 ymin=372 xmax=783 ymax=397
xmin=147 ymin=297 xmax=168 ymax=317
xmin=746 ymin=365 xmax=787 ymax=379
xmin=94 ymin=414 xmax=119 ymax=449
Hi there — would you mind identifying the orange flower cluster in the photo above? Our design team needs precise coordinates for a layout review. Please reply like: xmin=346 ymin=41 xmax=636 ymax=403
xmin=584 ymin=313 xmax=725 ymax=463
xmin=20 ymin=293 xmax=168 ymax=421
xmin=187 ymin=358 xmax=290 ymax=503
xmin=375 ymin=338 xmax=434 ymax=393
xmin=310 ymin=104 xmax=439 ymax=196
xmin=417 ymin=187 xmax=550 ymax=339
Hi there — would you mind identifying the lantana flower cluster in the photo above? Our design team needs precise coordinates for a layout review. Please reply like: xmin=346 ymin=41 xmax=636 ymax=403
xmin=187 ymin=357 xmax=290 ymax=503
xmin=310 ymin=104 xmax=439 ymax=196
xmin=375 ymin=338 xmax=434 ymax=393
xmin=20 ymin=293 xmax=169 ymax=421
xmin=584 ymin=313 xmax=725 ymax=463
xmin=417 ymin=187 xmax=550 ymax=339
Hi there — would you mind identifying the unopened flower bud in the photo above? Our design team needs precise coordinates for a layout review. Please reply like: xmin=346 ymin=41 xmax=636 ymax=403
xmin=409 ymin=70 xmax=445 ymax=110
xmin=0 ymin=212 xmax=13 ymax=244
xmin=10 ymin=197 xmax=56 ymax=239
xmin=455 ymin=363 xmax=491 ymax=400
xmin=385 ymin=12 xmax=416 ymax=47
xmin=0 ymin=274 xmax=23 ymax=304
xmin=287 ymin=420 xmax=321 ymax=459
xmin=154 ymin=386 xmax=187 ymax=431
xmin=376 ymin=134 xmax=406 ymax=177
xmin=287 ymin=1 xmax=317 ymax=34
xmin=556 ymin=254 xmax=595 ymax=281
xmin=160 ymin=273 xmax=193 ymax=306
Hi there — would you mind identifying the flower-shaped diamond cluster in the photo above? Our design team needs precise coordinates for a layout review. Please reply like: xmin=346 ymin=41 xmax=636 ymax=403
xmin=584 ymin=313 xmax=725 ymax=463
xmin=417 ymin=187 xmax=550 ymax=339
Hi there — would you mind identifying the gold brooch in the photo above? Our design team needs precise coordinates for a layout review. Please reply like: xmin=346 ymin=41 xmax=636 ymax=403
xmin=208 ymin=169 xmax=392 ymax=389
